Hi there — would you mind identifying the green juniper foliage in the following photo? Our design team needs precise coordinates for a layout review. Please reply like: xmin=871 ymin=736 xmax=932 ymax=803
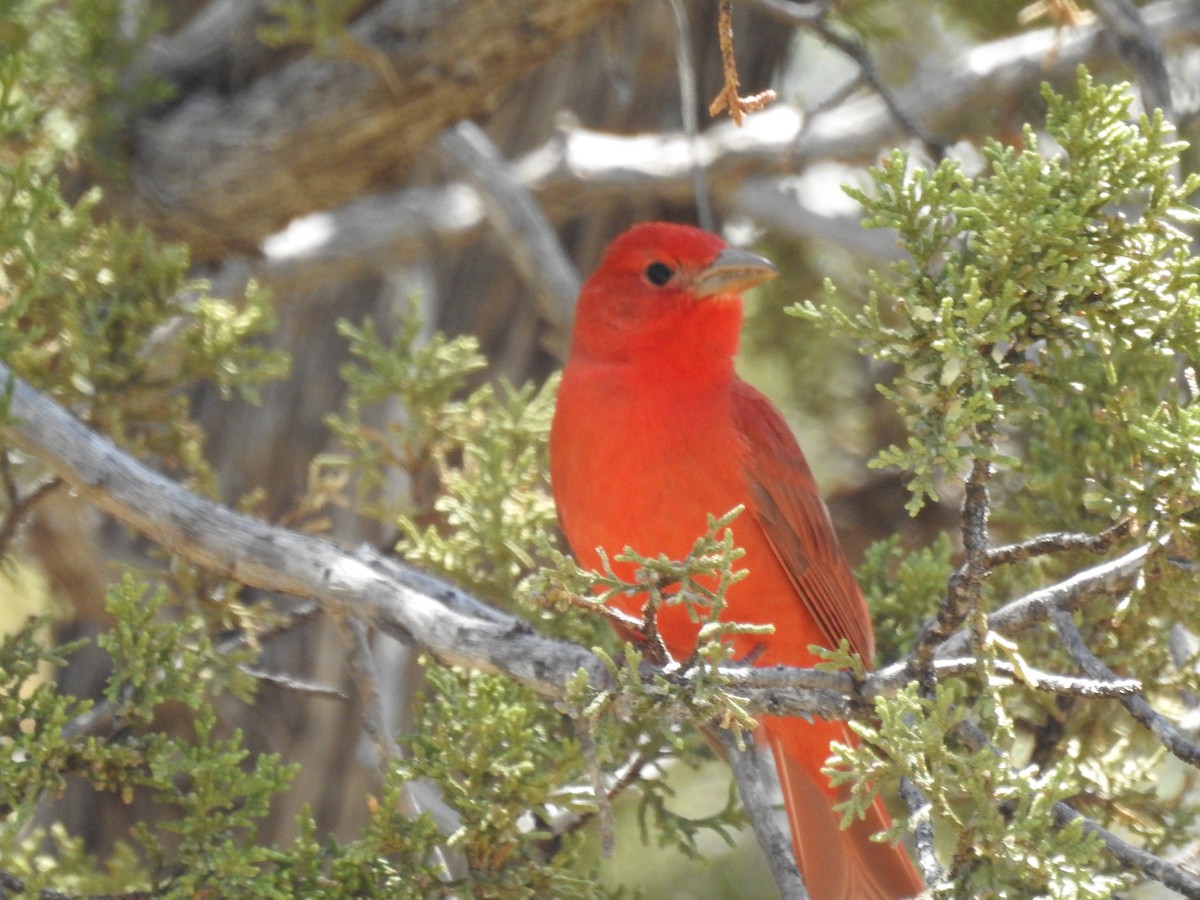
xmin=322 ymin=313 xmax=490 ymax=523
xmin=793 ymin=69 xmax=1200 ymax=523
xmin=395 ymin=661 xmax=597 ymax=898
xmin=326 ymin=316 xmax=760 ymax=893
xmin=0 ymin=0 xmax=287 ymax=496
xmin=0 ymin=621 xmax=94 ymax=817
xmin=0 ymin=577 xmax=297 ymax=896
xmin=325 ymin=311 xmax=559 ymax=604
xmin=793 ymin=70 xmax=1200 ymax=896
xmin=5 ymin=0 xmax=1200 ymax=889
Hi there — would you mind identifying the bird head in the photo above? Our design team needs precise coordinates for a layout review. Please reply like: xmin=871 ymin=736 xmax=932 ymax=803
xmin=569 ymin=222 xmax=778 ymax=367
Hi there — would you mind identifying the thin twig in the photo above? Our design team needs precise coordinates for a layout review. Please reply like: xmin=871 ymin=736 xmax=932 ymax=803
xmin=1 ymin=447 xmax=17 ymax=507
xmin=331 ymin=615 xmax=400 ymax=763
xmin=556 ymin=749 xmax=654 ymax=838
xmin=575 ymin=716 xmax=615 ymax=855
xmin=1051 ymin=605 xmax=1200 ymax=769
xmin=329 ymin=613 xmax=462 ymax=880
xmin=954 ymin=719 xmax=1200 ymax=897
xmin=554 ymin=589 xmax=644 ymax=633
xmin=935 ymin=657 xmax=1140 ymax=699
xmin=743 ymin=0 xmax=943 ymax=157
xmin=937 ymin=543 xmax=1151 ymax=658
xmin=666 ymin=0 xmax=714 ymax=230
xmin=803 ymin=17 xmax=944 ymax=159
xmin=912 ymin=456 xmax=994 ymax=679
xmin=713 ymin=728 xmax=810 ymax=900
xmin=238 ymin=667 xmax=348 ymax=700
xmin=711 ymin=656 xmax=1142 ymax=706
xmin=708 ymin=0 xmax=777 ymax=125
xmin=638 ymin=588 xmax=672 ymax=666
xmin=899 ymin=777 xmax=945 ymax=887
xmin=1091 ymin=0 xmax=1174 ymax=118
xmin=0 ymin=469 xmax=62 ymax=557
xmin=984 ymin=519 xmax=1134 ymax=568
xmin=804 ymin=72 xmax=867 ymax=121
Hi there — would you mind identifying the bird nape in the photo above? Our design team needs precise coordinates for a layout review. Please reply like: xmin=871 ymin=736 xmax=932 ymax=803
xmin=549 ymin=221 xmax=923 ymax=900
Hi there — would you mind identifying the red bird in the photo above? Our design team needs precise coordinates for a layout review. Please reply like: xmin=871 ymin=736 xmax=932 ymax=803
xmin=550 ymin=222 xmax=922 ymax=899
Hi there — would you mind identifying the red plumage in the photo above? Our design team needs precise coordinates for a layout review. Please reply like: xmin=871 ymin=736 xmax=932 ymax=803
xmin=550 ymin=222 xmax=922 ymax=899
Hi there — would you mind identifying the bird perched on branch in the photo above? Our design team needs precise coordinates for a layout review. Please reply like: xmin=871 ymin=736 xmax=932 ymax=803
xmin=550 ymin=221 xmax=923 ymax=900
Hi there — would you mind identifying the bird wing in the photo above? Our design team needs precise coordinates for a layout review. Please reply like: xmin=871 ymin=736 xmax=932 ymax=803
xmin=731 ymin=378 xmax=875 ymax=664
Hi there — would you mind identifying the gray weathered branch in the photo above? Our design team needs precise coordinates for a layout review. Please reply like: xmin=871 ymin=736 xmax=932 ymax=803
xmin=4 ymin=358 xmax=1196 ymax=894
xmin=716 ymin=729 xmax=810 ymax=900
xmin=128 ymin=0 xmax=634 ymax=258
xmin=0 ymin=363 xmax=609 ymax=696
xmin=1052 ymin=605 xmax=1200 ymax=769
xmin=437 ymin=120 xmax=580 ymax=351
xmin=256 ymin=0 xmax=1200 ymax=290
xmin=0 ymin=358 xmax=1160 ymax=718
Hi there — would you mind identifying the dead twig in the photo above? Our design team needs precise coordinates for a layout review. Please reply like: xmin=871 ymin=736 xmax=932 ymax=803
xmin=708 ymin=0 xmax=777 ymax=125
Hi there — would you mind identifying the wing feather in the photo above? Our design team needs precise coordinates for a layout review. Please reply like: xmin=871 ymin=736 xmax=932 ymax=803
xmin=732 ymin=379 xmax=875 ymax=663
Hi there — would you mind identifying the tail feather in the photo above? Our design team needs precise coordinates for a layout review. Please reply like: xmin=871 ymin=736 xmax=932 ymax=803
xmin=763 ymin=716 xmax=923 ymax=900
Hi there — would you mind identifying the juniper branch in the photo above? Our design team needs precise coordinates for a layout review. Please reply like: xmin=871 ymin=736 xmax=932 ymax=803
xmin=1051 ymin=605 xmax=1200 ymax=770
xmin=954 ymin=720 xmax=1200 ymax=896
xmin=714 ymin=728 xmax=810 ymax=900
xmin=912 ymin=456 xmax=994 ymax=679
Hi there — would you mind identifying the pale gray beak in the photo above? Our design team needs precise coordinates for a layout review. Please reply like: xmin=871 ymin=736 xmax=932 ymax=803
xmin=692 ymin=247 xmax=779 ymax=298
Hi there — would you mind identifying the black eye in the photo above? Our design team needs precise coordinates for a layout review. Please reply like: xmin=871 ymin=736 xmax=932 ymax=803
xmin=644 ymin=261 xmax=673 ymax=286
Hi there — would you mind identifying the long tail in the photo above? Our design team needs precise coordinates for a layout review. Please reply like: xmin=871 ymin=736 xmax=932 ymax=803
xmin=761 ymin=715 xmax=924 ymax=900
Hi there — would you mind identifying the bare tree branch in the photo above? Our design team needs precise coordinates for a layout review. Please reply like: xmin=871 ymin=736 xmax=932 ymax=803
xmin=667 ymin=0 xmax=715 ymax=230
xmin=554 ymin=749 xmax=657 ymax=840
xmin=937 ymin=543 xmax=1151 ymax=658
xmin=954 ymin=720 xmax=1200 ymax=897
xmin=983 ymin=519 xmax=1134 ymax=568
xmin=256 ymin=0 xmax=1200 ymax=291
xmin=714 ymin=729 xmax=809 ymax=900
xmin=747 ymin=0 xmax=944 ymax=157
xmin=1052 ymin=605 xmax=1200 ymax=769
xmin=0 ymin=362 xmax=610 ymax=698
xmin=333 ymin=614 xmax=399 ymax=763
xmin=239 ymin=667 xmax=348 ymax=700
xmin=1091 ymin=0 xmax=1174 ymax=117
xmin=436 ymin=120 xmax=580 ymax=353
xmin=127 ymin=0 xmax=635 ymax=258
xmin=912 ymin=456 xmax=994 ymax=680
xmin=0 ymin=464 xmax=61 ymax=557
xmin=899 ymin=777 xmax=944 ymax=888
